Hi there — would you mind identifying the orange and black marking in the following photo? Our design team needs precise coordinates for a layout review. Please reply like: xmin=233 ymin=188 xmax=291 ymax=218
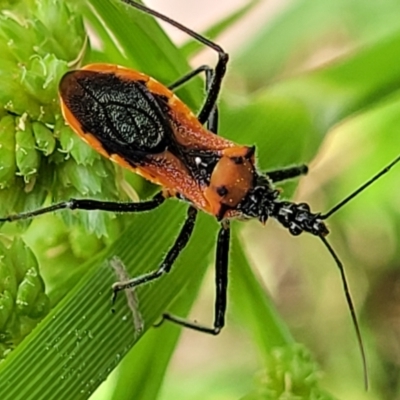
xmin=55 ymin=51 xmax=334 ymax=340
xmin=59 ymin=63 xmax=260 ymax=220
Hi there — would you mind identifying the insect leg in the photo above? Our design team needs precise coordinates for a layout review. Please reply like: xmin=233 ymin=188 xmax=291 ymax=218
xmin=161 ymin=221 xmax=230 ymax=335
xmin=266 ymin=164 xmax=308 ymax=183
xmin=196 ymin=53 xmax=227 ymax=125
xmin=168 ymin=65 xmax=213 ymax=91
xmin=204 ymin=67 xmax=219 ymax=134
xmin=168 ymin=65 xmax=219 ymax=134
xmin=121 ymin=0 xmax=228 ymax=126
xmin=0 ymin=192 xmax=165 ymax=223
xmin=112 ymin=206 xmax=198 ymax=300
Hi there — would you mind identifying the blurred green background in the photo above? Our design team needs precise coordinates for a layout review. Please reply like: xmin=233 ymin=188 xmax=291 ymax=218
xmin=1 ymin=0 xmax=400 ymax=399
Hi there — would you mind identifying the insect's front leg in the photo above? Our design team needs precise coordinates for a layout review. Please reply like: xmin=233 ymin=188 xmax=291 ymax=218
xmin=266 ymin=164 xmax=308 ymax=183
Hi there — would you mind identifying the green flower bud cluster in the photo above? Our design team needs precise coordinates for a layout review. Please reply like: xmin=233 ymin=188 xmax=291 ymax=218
xmin=246 ymin=345 xmax=332 ymax=400
xmin=0 ymin=0 xmax=85 ymax=120
xmin=0 ymin=0 xmax=123 ymax=238
xmin=0 ymin=0 xmax=127 ymax=352
xmin=0 ymin=238 xmax=50 ymax=359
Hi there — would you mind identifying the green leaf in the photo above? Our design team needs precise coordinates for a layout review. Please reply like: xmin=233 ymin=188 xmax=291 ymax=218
xmin=180 ymin=0 xmax=261 ymax=58
xmin=230 ymin=230 xmax=293 ymax=351
xmin=234 ymin=0 xmax=400 ymax=84
xmin=0 ymin=203 xmax=216 ymax=399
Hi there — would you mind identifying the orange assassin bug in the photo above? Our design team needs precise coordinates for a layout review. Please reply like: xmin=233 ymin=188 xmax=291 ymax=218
xmin=1 ymin=0 xmax=400 ymax=386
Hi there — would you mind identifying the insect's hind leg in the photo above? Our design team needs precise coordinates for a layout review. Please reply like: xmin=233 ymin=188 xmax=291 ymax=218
xmin=168 ymin=65 xmax=213 ymax=91
xmin=112 ymin=206 xmax=198 ymax=301
xmin=121 ymin=0 xmax=228 ymax=126
xmin=0 ymin=192 xmax=166 ymax=223
xmin=168 ymin=65 xmax=219 ymax=134
xmin=266 ymin=164 xmax=308 ymax=183
xmin=161 ymin=221 xmax=230 ymax=335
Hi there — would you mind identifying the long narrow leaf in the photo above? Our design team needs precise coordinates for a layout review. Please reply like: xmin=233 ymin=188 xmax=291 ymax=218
xmin=0 ymin=203 xmax=216 ymax=400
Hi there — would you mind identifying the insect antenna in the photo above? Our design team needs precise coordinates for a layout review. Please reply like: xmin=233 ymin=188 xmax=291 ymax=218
xmin=321 ymin=155 xmax=400 ymax=219
xmin=319 ymin=235 xmax=368 ymax=390
xmin=316 ymin=155 xmax=400 ymax=388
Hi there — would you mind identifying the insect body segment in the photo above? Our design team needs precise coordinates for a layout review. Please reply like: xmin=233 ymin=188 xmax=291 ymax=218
xmin=59 ymin=64 xmax=326 ymax=231
xmin=59 ymin=64 xmax=256 ymax=220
